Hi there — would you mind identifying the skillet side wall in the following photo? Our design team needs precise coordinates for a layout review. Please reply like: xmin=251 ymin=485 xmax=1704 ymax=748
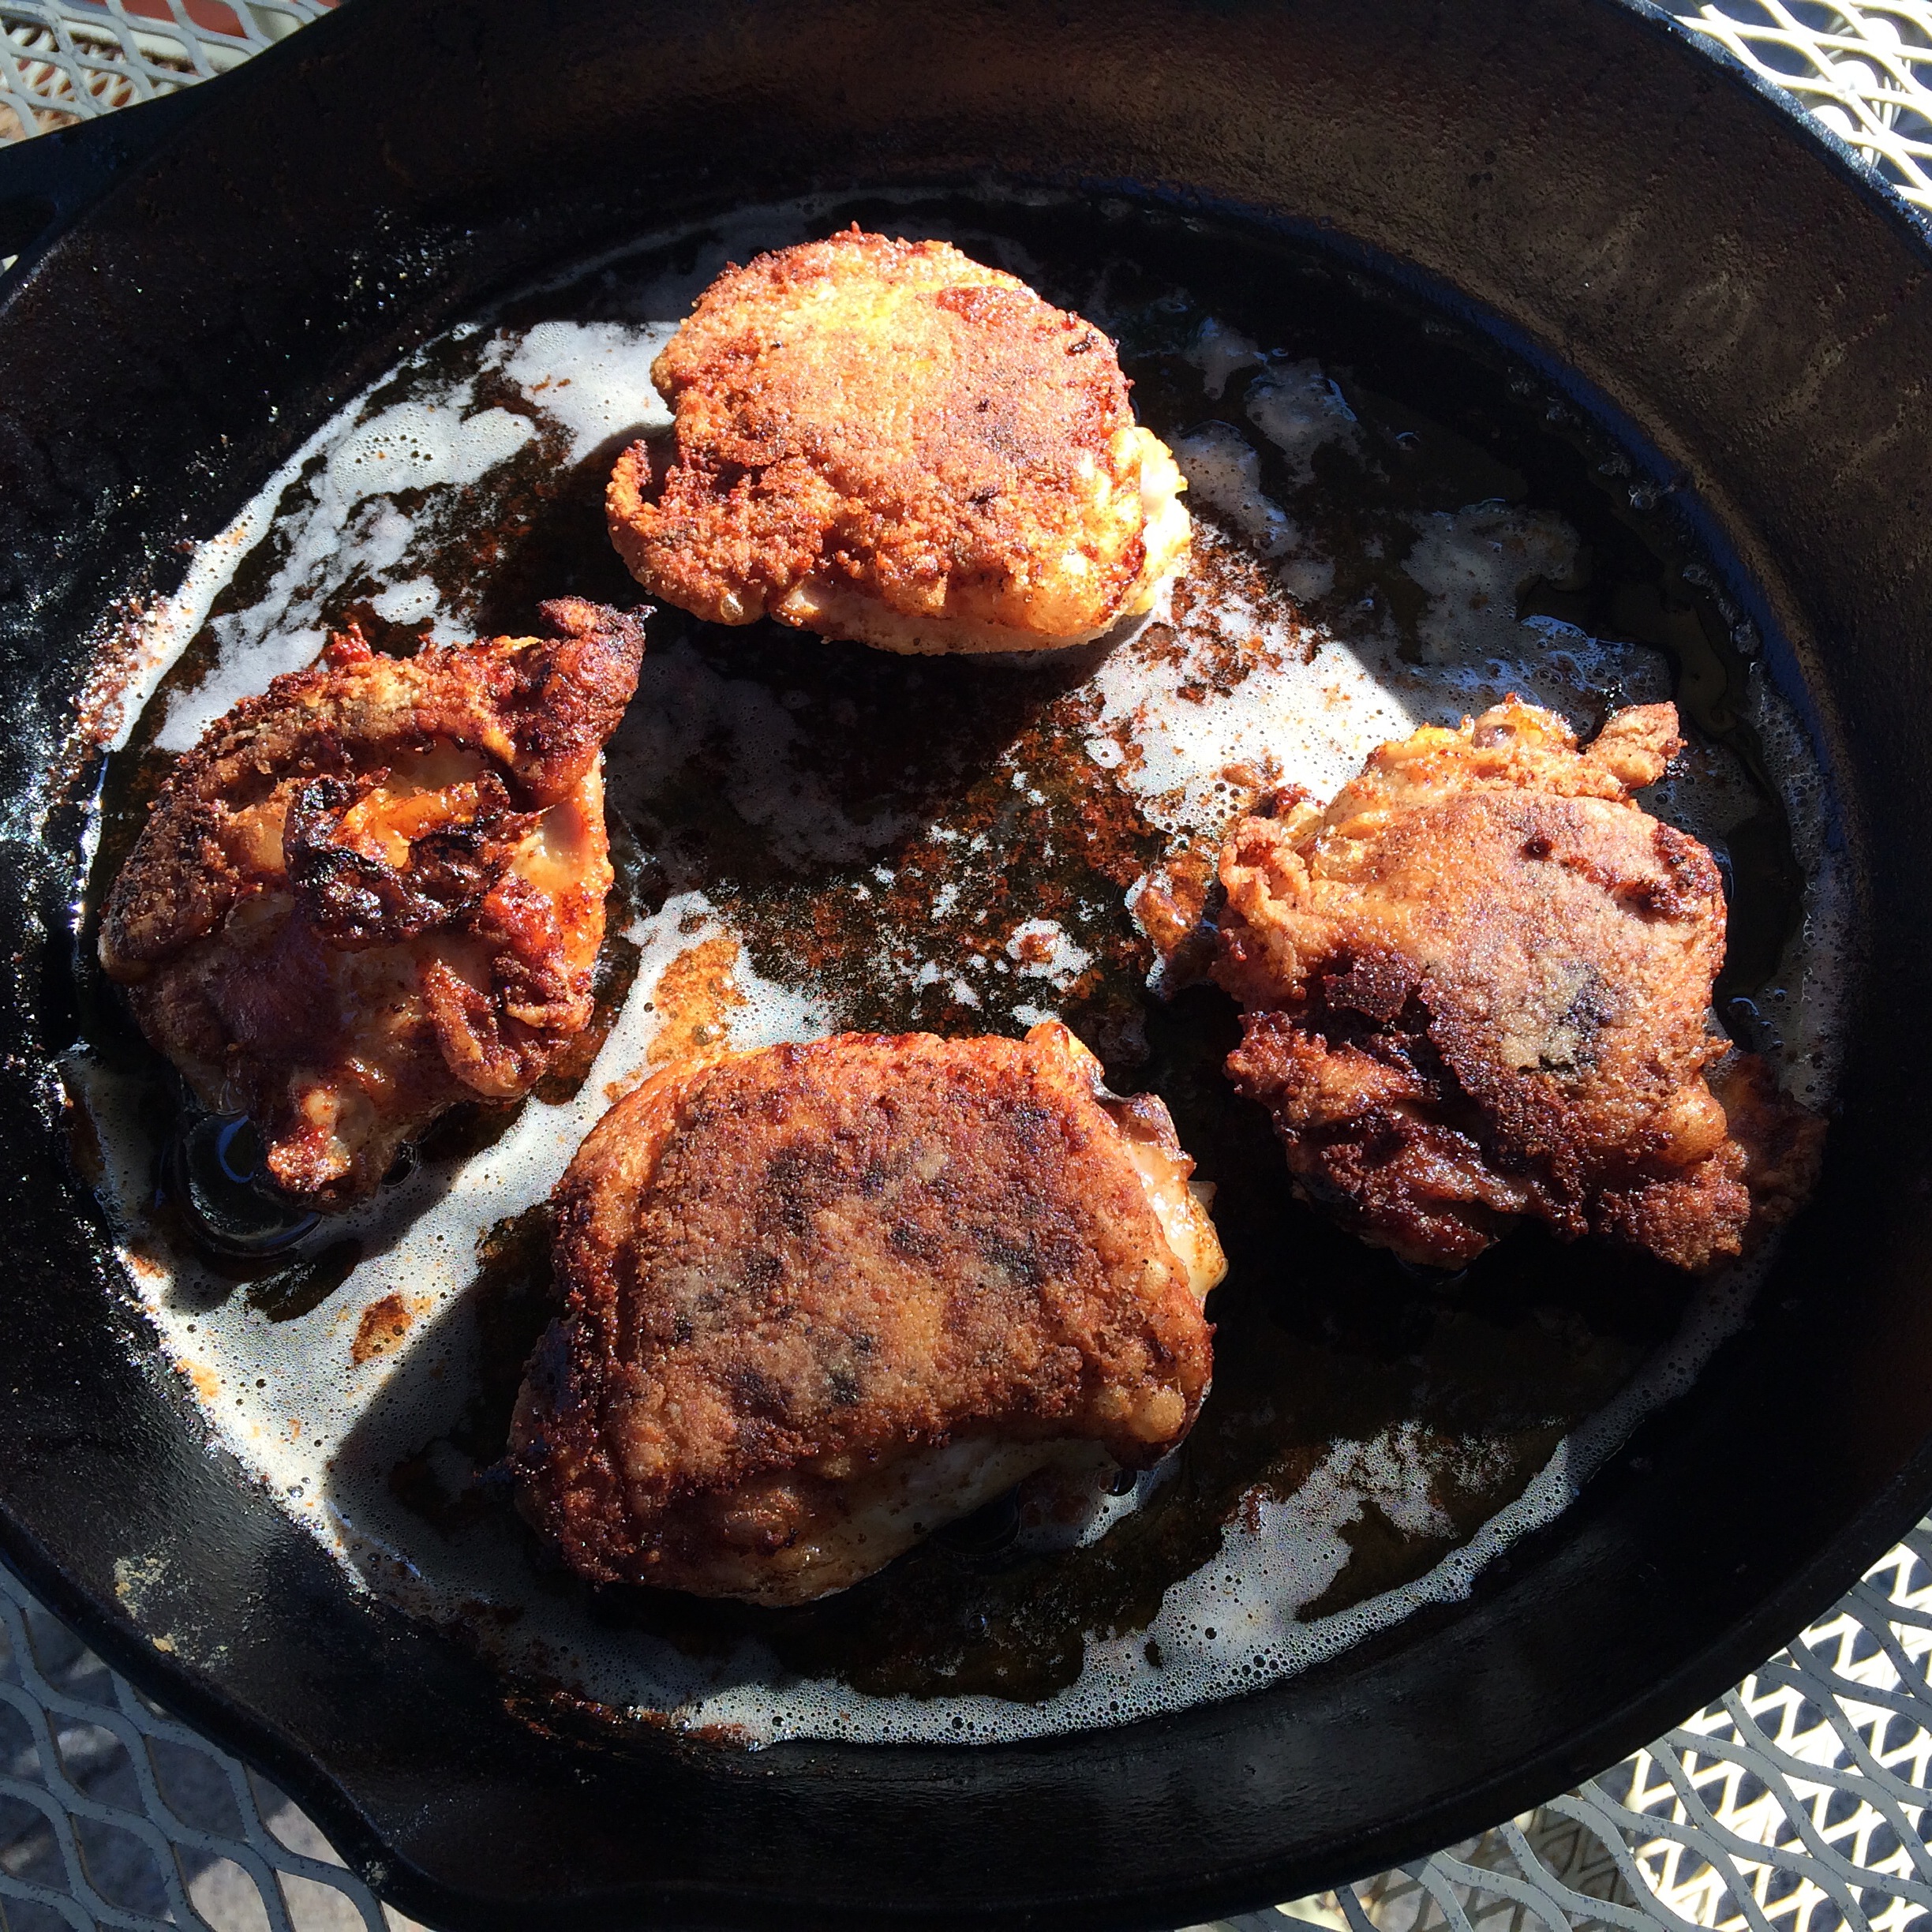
xmin=0 ymin=1 xmax=1926 ymax=1926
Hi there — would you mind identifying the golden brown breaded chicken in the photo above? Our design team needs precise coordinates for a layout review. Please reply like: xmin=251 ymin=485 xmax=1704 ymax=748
xmin=607 ymin=229 xmax=1191 ymax=655
xmin=1214 ymin=699 xmax=1823 ymax=1272
xmin=99 ymin=600 xmax=646 ymax=1208
xmin=511 ymin=1023 xmax=1225 ymax=1604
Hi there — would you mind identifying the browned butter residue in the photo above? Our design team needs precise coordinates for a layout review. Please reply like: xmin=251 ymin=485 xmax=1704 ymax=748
xmin=646 ymin=935 xmax=745 ymax=1065
xmin=60 ymin=1084 xmax=107 ymax=1189
xmin=353 ymin=1294 xmax=419 ymax=1365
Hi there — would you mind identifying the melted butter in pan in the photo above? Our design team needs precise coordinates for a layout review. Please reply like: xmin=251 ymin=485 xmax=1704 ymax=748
xmin=61 ymin=193 xmax=1851 ymax=1747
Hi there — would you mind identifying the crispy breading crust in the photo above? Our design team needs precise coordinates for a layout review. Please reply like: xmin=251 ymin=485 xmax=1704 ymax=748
xmin=99 ymin=599 xmax=646 ymax=1205
xmin=1214 ymin=699 xmax=1824 ymax=1271
xmin=607 ymin=230 xmax=1189 ymax=653
xmin=511 ymin=1025 xmax=1216 ymax=1599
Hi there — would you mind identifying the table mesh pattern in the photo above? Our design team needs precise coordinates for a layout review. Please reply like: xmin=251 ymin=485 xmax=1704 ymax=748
xmin=0 ymin=1563 xmax=404 ymax=1931
xmin=5 ymin=1533 xmax=1932 ymax=1932
xmin=0 ymin=0 xmax=329 ymax=143
xmin=8 ymin=1 xmax=1932 ymax=213
xmin=4 ymin=4 xmax=1932 ymax=1929
xmin=1676 ymin=3 xmax=1932 ymax=208
xmin=1268 ymin=1526 xmax=1932 ymax=1932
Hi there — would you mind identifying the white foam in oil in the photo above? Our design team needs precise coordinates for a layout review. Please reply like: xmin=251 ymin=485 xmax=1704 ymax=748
xmin=69 ymin=198 xmax=1855 ymax=1748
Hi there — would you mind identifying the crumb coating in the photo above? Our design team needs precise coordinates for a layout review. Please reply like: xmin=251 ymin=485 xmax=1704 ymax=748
xmin=99 ymin=600 xmax=646 ymax=1205
xmin=608 ymin=230 xmax=1188 ymax=653
xmin=1215 ymin=699 xmax=1824 ymax=1271
xmin=511 ymin=1025 xmax=1218 ymax=1597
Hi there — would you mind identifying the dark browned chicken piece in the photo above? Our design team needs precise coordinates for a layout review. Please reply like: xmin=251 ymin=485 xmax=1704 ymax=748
xmin=1214 ymin=698 xmax=1823 ymax=1272
xmin=511 ymin=1023 xmax=1225 ymax=1604
xmin=607 ymin=229 xmax=1190 ymax=655
xmin=99 ymin=599 xmax=646 ymax=1208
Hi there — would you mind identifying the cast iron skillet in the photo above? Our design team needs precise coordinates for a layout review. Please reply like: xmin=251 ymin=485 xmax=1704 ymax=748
xmin=2 ymin=1 xmax=1929 ymax=1924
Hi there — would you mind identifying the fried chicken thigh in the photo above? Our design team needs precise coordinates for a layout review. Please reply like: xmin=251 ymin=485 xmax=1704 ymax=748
xmin=1215 ymin=699 xmax=1822 ymax=1272
xmin=511 ymin=1023 xmax=1225 ymax=1604
xmin=99 ymin=599 xmax=646 ymax=1207
xmin=607 ymin=230 xmax=1191 ymax=655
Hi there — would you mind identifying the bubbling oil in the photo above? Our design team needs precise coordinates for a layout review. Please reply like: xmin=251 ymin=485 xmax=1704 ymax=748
xmin=63 ymin=192 xmax=1852 ymax=1747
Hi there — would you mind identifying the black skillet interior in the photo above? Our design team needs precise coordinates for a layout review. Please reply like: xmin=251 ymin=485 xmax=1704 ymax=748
xmin=2 ymin=2 xmax=1931 ymax=1926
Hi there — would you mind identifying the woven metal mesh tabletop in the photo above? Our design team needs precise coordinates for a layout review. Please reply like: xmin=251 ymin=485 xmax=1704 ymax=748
xmin=5 ymin=4 xmax=1931 ymax=1928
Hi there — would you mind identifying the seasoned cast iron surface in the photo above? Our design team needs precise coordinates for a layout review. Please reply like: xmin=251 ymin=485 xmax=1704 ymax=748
xmin=0 ymin=0 xmax=1926 ymax=1926
xmin=66 ymin=190 xmax=1829 ymax=1743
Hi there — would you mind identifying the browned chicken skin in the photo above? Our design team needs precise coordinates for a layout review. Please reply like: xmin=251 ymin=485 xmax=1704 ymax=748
xmin=99 ymin=599 xmax=646 ymax=1207
xmin=1214 ymin=698 xmax=1823 ymax=1272
xmin=511 ymin=1023 xmax=1226 ymax=1604
xmin=607 ymin=230 xmax=1191 ymax=655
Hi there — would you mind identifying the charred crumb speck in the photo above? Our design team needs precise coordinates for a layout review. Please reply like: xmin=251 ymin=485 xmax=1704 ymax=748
xmin=352 ymin=1294 xmax=417 ymax=1365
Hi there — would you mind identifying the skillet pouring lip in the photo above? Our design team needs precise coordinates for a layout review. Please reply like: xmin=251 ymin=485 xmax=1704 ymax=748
xmin=3 ymin=0 xmax=1931 ymax=1923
